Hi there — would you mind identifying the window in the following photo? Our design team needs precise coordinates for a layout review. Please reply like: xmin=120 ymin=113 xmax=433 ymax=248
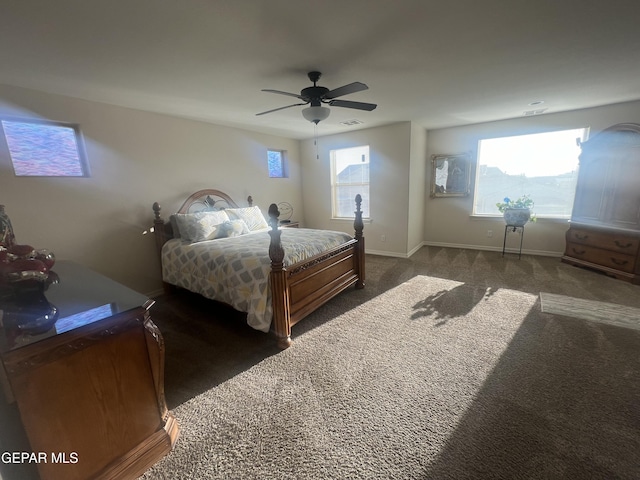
xmin=473 ymin=128 xmax=589 ymax=218
xmin=267 ymin=149 xmax=286 ymax=178
xmin=330 ymin=145 xmax=370 ymax=219
xmin=1 ymin=118 xmax=89 ymax=177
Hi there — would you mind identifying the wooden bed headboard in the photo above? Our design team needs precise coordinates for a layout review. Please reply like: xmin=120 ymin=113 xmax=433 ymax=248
xmin=152 ymin=189 xmax=253 ymax=255
xmin=174 ymin=189 xmax=251 ymax=214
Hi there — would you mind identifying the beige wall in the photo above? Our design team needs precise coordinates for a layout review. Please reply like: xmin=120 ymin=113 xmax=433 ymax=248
xmin=408 ymin=123 xmax=427 ymax=255
xmin=2 ymin=82 xmax=637 ymax=295
xmin=300 ymin=100 xmax=640 ymax=259
xmin=0 ymin=84 xmax=301 ymax=295
xmin=300 ymin=122 xmax=413 ymax=256
xmin=425 ymin=100 xmax=640 ymax=256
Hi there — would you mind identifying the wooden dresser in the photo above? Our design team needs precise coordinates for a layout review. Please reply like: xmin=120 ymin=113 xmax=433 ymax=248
xmin=0 ymin=261 xmax=178 ymax=480
xmin=562 ymin=123 xmax=640 ymax=284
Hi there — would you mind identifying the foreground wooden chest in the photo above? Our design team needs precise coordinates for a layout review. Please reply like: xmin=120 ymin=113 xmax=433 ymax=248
xmin=0 ymin=261 xmax=178 ymax=480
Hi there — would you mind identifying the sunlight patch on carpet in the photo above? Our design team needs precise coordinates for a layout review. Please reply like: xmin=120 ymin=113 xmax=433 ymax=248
xmin=539 ymin=292 xmax=640 ymax=331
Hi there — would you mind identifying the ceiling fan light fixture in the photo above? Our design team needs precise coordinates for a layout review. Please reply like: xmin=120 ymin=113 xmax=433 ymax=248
xmin=302 ymin=106 xmax=330 ymax=124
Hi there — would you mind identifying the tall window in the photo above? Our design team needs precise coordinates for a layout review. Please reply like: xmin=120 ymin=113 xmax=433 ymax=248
xmin=473 ymin=128 xmax=589 ymax=218
xmin=330 ymin=145 xmax=370 ymax=219
xmin=1 ymin=118 xmax=89 ymax=177
xmin=267 ymin=149 xmax=286 ymax=178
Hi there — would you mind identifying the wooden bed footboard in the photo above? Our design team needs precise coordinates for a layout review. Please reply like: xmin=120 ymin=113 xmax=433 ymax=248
xmin=152 ymin=190 xmax=364 ymax=349
xmin=267 ymin=194 xmax=365 ymax=349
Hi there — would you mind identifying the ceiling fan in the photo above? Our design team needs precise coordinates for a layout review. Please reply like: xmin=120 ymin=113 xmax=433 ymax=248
xmin=256 ymin=71 xmax=377 ymax=124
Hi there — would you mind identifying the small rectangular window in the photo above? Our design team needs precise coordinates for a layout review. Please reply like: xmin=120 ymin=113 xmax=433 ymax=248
xmin=330 ymin=145 xmax=370 ymax=219
xmin=267 ymin=149 xmax=286 ymax=178
xmin=1 ymin=118 xmax=89 ymax=177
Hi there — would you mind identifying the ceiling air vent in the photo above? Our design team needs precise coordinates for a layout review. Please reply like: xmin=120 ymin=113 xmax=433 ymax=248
xmin=340 ymin=119 xmax=364 ymax=126
xmin=523 ymin=108 xmax=548 ymax=116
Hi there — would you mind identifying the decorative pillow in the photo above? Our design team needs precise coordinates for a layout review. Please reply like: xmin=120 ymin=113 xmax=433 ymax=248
xmin=172 ymin=210 xmax=230 ymax=242
xmin=221 ymin=219 xmax=250 ymax=238
xmin=169 ymin=215 xmax=181 ymax=239
xmin=225 ymin=206 xmax=269 ymax=231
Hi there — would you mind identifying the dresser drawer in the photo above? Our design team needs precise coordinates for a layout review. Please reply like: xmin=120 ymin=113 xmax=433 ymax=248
xmin=565 ymin=242 xmax=637 ymax=273
xmin=567 ymin=227 xmax=640 ymax=255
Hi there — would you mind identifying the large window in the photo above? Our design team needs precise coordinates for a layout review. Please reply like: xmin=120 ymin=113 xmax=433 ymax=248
xmin=330 ymin=145 xmax=370 ymax=219
xmin=1 ymin=118 xmax=89 ymax=177
xmin=473 ymin=128 xmax=589 ymax=218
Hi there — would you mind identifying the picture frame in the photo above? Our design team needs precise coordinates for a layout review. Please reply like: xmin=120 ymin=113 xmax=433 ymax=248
xmin=430 ymin=152 xmax=471 ymax=197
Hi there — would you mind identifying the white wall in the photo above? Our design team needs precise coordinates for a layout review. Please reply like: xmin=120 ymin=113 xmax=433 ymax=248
xmin=0 ymin=84 xmax=301 ymax=295
xmin=408 ymin=123 xmax=427 ymax=255
xmin=425 ymin=100 xmax=640 ymax=256
xmin=3 ymin=82 xmax=636 ymax=295
xmin=300 ymin=122 xmax=413 ymax=256
xmin=300 ymin=101 xmax=640 ymax=259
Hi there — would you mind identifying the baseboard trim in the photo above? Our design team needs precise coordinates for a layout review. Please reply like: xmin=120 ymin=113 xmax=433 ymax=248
xmin=365 ymin=249 xmax=412 ymax=258
xmin=423 ymin=241 xmax=563 ymax=258
xmin=407 ymin=242 xmax=425 ymax=258
xmin=366 ymin=242 xmax=562 ymax=258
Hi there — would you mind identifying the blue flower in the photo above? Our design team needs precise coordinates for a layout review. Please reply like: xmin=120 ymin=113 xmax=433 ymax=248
xmin=496 ymin=194 xmax=536 ymax=222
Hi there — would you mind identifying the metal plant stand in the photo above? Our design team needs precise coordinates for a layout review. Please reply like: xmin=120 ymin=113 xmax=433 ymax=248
xmin=502 ymin=224 xmax=525 ymax=258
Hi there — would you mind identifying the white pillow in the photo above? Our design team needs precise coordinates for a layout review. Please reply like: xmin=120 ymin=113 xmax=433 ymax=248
xmin=225 ymin=206 xmax=269 ymax=231
xmin=221 ymin=219 xmax=250 ymax=237
xmin=172 ymin=210 xmax=230 ymax=242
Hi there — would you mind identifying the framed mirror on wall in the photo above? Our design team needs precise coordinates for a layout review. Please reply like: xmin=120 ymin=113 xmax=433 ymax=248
xmin=430 ymin=152 xmax=472 ymax=197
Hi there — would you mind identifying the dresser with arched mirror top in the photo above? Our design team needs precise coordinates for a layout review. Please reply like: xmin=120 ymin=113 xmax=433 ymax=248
xmin=562 ymin=123 xmax=640 ymax=284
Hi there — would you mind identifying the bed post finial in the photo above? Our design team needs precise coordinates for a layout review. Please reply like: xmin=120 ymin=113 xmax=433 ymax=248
xmin=152 ymin=202 xmax=172 ymax=290
xmin=267 ymin=202 xmax=291 ymax=348
xmin=268 ymin=203 xmax=280 ymax=230
xmin=152 ymin=202 xmax=162 ymax=221
xmin=354 ymin=194 xmax=365 ymax=289
xmin=267 ymin=203 xmax=284 ymax=265
xmin=152 ymin=202 xmax=165 ymax=247
xmin=354 ymin=194 xmax=364 ymax=240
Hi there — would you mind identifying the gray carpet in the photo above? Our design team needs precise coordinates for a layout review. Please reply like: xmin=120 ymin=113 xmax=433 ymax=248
xmin=540 ymin=292 xmax=640 ymax=331
xmin=141 ymin=247 xmax=640 ymax=480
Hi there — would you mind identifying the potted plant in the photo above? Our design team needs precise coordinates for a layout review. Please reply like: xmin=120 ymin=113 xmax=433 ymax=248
xmin=496 ymin=195 xmax=536 ymax=226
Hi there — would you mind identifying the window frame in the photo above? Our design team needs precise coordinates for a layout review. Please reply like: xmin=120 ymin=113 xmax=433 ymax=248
xmin=330 ymin=145 xmax=370 ymax=220
xmin=472 ymin=127 xmax=589 ymax=219
xmin=1 ymin=117 xmax=90 ymax=177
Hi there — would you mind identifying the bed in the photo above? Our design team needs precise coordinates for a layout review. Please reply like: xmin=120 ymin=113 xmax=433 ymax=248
xmin=152 ymin=189 xmax=365 ymax=348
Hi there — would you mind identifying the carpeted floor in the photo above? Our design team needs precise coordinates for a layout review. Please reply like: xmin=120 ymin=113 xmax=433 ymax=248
xmin=540 ymin=292 xmax=640 ymax=331
xmin=139 ymin=247 xmax=640 ymax=480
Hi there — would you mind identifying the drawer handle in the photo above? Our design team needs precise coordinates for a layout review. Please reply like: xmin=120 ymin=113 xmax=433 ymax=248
xmin=614 ymin=240 xmax=633 ymax=249
xmin=611 ymin=258 xmax=629 ymax=266
xmin=574 ymin=233 xmax=589 ymax=241
xmin=571 ymin=247 xmax=586 ymax=255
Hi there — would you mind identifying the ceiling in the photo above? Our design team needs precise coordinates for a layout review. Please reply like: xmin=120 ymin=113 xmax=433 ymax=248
xmin=2 ymin=0 xmax=640 ymax=140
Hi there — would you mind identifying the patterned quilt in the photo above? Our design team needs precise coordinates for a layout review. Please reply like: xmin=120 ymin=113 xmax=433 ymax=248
xmin=161 ymin=228 xmax=353 ymax=332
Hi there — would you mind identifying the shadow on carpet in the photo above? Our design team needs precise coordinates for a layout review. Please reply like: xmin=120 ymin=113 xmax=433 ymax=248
xmin=142 ymin=275 xmax=640 ymax=480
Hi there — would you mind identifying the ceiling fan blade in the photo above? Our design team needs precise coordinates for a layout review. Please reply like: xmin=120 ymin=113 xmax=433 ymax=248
xmin=261 ymin=89 xmax=306 ymax=100
xmin=328 ymin=99 xmax=377 ymax=111
xmin=324 ymin=82 xmax=368 ymax=99
xmin=256 ymin=102 xmax=308 ymax=116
